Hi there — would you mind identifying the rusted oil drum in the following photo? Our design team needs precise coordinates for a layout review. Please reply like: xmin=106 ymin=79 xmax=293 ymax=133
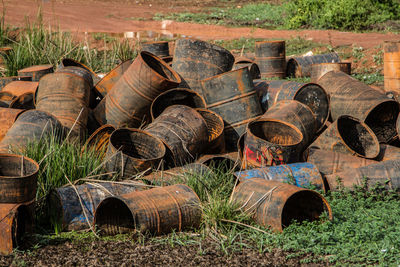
xmin=94 ymin=59 xmax=132 ymax=97
xmin=0 ymin=154 xmax=39 ymax=203
xmin=286 ymin=53 xmax=340 ymax=77
xmin=94 ymin=184 xmax=202 ymax=235
xmin=83 ymin=124 xmax=115 ymax=155
xmin=0 ymin=108 xmax=25 ymax=142
xmin=2 ymin=81 xmax=38 ymax=97
xmin=376 ymin=144 xmax=400 ymax=161
xmin=235 ymin=162 xmax=326 ymax=191
xmin=150 ymin=88 xmax=206 ymax=120
xmin=172 ymin=38 xmax=234 ymax=91
xmin=306 ymin=148 xmax=377 ymax=177
xmin=141 ymin=41 xmax=170 ymax=58
xmin=0 ymin=76 xmax=32 ymax=91
xmin=384 ymin=41 xmax=400 ymax=97
xmin=196 ymin=152 xmax=241 ymax=172
xmin=325 ymin=160 xmax=400 ymax=191
xmin=0 ymin=91 xmax=16 ymax=106
xmin=243 ymin=118 xmax=303 ymax=168
xmin=195 ymin=108 xmax=225 ymax=154
xmin=310 ymin=115 xmax=380 ymax=159
xmin=36 ymin=72 xmax=91 ymax=137
xmin=254 ymin=80 xmax=329 ymax=132
xmin=233 ymin=57 xmax=261 ymax=79
xmin=105 ymin=128 xmax=166 ymax=178
xmin=201 ymin=67 xmax=263 ymax=151
xmin=310 ymin=62 xmax=351 ymax=83
xmin=318 ymin=71 xmax=400 ymax=143
xmin=17 ymin=64 xmax=54 ymax=82
xmin=60 ymin=58 xmax=100 ymax=84
xmin=255 ymin=40 xmax=286 ymax=78
xmin=9 ymin=93 xmax=34 ymax=110
xmin=0 ymin=101 xmax=7 ymax=107
xmin=49 ymin=181 xmax=146 ymax=231
xmin=145 ymin=105 xmax=208 ymax=167
xmin=261 ymin=100 xmax=317 ymax=149
xmin=0 ymin=110 xmax=64 ymax=153
xmin=94 ymin=51 xmax=181 ymax=128
xmin=0 ymin=202 xmax=34 ymax=255
xmin=232 ymin=178 xmax=332 ymax=232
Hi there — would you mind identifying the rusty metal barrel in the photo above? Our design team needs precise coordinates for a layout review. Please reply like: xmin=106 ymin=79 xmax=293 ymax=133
xmin=94 ymin=51 xmax=181 ymax=128
xmin=0 ymin=110 xmax=64 ymax=153
xmin=310 ymin=62 xmax=351 ymax=83
xmin=150 ymin=88 xmax=206 ymax=120
xmin=235 ymin=162 xmax=326 ymax=191
xmin=0 ymin=108 xmax=25 ymax=142
xmin=255 ymin=40 xmax=286 ymax=78
xmin=318 ymin=71 xmax=400 ymax=143
xmin=49 ymin=181 xmax=146 ymax=231
xmin=94 ymin=184 xmax=202 ymax=235
xmin=0 ymin=154 xmax=39 ymax=203
xmin=254 ymin=80 xmax=329 ymax=132
xmin=232 ymin=178 xmax=332 ymax=232
xmin=325 ymin=160 xmax=400 ymax=191
xmin=83 ymin=124 xmax=115 ymax=155
xmin=196 ymin=152 xmax=241 ymax=172
xmin=233 ymin=57 xmax=261 ymax=79
xmin=195 ymin=108 xmax=225 ymax=154
xmin=9 ymin=93 xmax=34 ymax=109
xmin=17 ymin=64 xmax=54 ymax=81
xmin=141 ymin=41 xmax=170 ymax=58
xmin=384 ymin=41 xmax=400 ymax=97
xmin=105 ymin=128 xmax=166 ymax=178
xmin=172 ymin=38 xmax=234 ymax=91
xmin=376 ymin=144 xmax=400 ymax=161
xmin=94 ymin=60 xmax=132 ymax=97
xmin=201 ymin=67 xmax=263 ymax=151
xmin=310 ymin=115 xmax=380 ymax=159
xmin=0 ymin=76 xmax=31 ymax=91
xmin=0 ymin=92 xmax=14 ymax=106
xmin=145 ymin=105 xmax=208 ymax=167
xmin=60 ymin=58 xmax=100 ymax=84
xmin=286 ymin=53 xmax=340 ymax=77
xmin=2 ymin=81 xmax=38 ymax=97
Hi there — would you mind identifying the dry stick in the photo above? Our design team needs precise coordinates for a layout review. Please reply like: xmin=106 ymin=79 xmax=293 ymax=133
xmin=87 ymin=148 xmax=122 ymax=177
xmin=240 ymin=44 xmax=245 ymax=57
xmin=238 ymin=191 xmax=254 ymax=210
xmin=63 ymin=108 xmax=84 ymax=143
xmin=244 ymin=186 xmax=277 ymax=214
xmin=70 ymin=172 xmax=117 ymax=186
xmin=20 ymin=155 xmax=24 ymax=177
xmin=78 ymin=178 xmax=159 ymax=188
xmin=86 ymin=182 xmax=114 ymax=196
xmin=221 ymin=219 xmax=269 ymax=234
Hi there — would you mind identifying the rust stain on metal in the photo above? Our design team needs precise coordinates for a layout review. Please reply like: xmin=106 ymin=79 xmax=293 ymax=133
xmin=83 ymin=124 xmax=116 ymax=155
xmin=195 ymin=108 xmax=225 ymax=154
xmin=0 ymin=108 xmax=25 ymax=142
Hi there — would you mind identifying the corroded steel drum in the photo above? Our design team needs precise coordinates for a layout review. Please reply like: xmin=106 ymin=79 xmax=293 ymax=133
xmin=94 ymin=59 xmax=132 ymax=97
xmin=310 ymin=115 xmax=380 ymax=159
xmin=0 ymin=76 xmax=31 ymax=91
xmin=145 ymin=105 xmax=208 ymax=167
xmin=2 ymin=81 xmax=38 ymax=97
xmin=234 ymin=162 xmax=326 ymax=191
xmin=325 ymin=160 xmax=400 ymax=191
xmin=83 ymin=124 xmax=115 ymax=154
xmin=141 ymin=41 xmax=170 ymax=58
xmin=49 ymin=181 xmax=146 ymax=231
xmin=94 ymin=51 xmax=181 ymax=128
xmin=310 ymin=62 xmax=351 ymax=83
xmin=105 ymin=128 xmax=166 ymax=178
xmin=0 ymin=91 xmax=16 ymax=106
xmin=17 ymin=64 xmax=54 ymax=81
xmin=255 ymin=40 xmax=286 ymax=78
xmin=150 ymin=88 xmax=206 ymax=120
xmin=318 ymin=71 xmax=400 ymax=143
xmin=195 ymin=108 xmax=225 ymax=154
xmin=9 ymin=92 xmax=34 ymax=109
xmin=232 ymin=178 xmax=332 ymax=232
xmin=94 ymin=184 xmax=202 ymax=235
xmin=0 ymin=107 xmax=25 ymax=142
xmin=36 ymin=72 xmax=91 ymax=136
xmin=201 ymin=67 xmax=263 ymax=150
xmin=384 ymin=41 xmax=400 ymax=96
xmin=286 ymin=53 xmax=340 ymax=77
xmin=0 ymin=154 xmax=39 ymax=203
xmin=196 ymin=152 xmax=241 ymax=172
xmin=376 ymin=144 xmax=400 ymax=161
xmin=172 ymin=38 xmax=234 ymax=91
xmin=254 ymin=80 xmax=329 ymax=132
xmin=233 ymin=57 xmax=261 ymax=79
xmin=60 ymin=58 xmax=100 ymax=84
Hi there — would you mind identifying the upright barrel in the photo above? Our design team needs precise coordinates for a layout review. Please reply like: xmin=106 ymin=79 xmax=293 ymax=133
xmin=384 ymin=41 xmax=400 ymax=97
xmin=286 ymin=53 xmax=340 ymax=77
xmin=255 ymin=40 xmax=286 ymax=78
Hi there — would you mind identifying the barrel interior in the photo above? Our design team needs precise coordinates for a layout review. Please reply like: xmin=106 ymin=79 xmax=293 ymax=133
xmin=281 ymin=190 xmax=328 ymax=229
xmin=337 ymin=117 xmax=379 ymax=158
xmin=141 ymin=52 xmax=179 ymax=82
xmin=251 ymin=120 xmax=303 ymax=145
xmin=95 ymin=198 xmax=134 ymax=235
xmin=364 ymin=101 xmax=400 ymax=143
xmin=0 ymin=155 xmax=38 ymax=177
xmin=12 ymin=205 xmax=33 ymax=248
xmin=196 ymin=109 xmax=224 ymax=142
xmin=286 ymin=59 xmax=299 ymax=77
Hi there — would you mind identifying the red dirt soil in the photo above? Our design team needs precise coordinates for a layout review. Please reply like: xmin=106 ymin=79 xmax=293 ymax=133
xmin=2 ymin=0 xmax=400 ymax=48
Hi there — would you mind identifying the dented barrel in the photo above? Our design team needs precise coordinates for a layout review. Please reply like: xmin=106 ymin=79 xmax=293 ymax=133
xmin=2 ymin=81 xmax=38 ymax=97
xmin=286 ymin=53 xmax=340 ymax=77
xmin=0 ymin=108 xmax=25 ymax=142
xmin=310 ymin=62 xmax=351 ymax=83
xmin=255 ymin=40 xmax=286 ymax=78
xmin=0 ymin=76 xmax=31 ymax=91
xmin=195 ymin=108 xmax=225 ymax=154
xmin=94 ymin=59 xmax=132 ymax=97
xmin=384 ymin=41 xmax=400 ymax=97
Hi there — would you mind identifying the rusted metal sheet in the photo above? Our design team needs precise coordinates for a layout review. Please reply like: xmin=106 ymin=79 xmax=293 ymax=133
xmin=0 ymin=76 xmax=31 ymax=91
xmin=49 ymin=181 xmax=146 ymax=231
xmin=2 ymin=81 xmax=38 ymax=97
xmin=318 ymin=71 xmax=399 ymax=143
xmin=94 ymin=184 xmax=202 ymax=235
xmin=255 ymin=40 xmax=286 ymax=78
xmin=145 ymin=105 xmax=208 ymax=167
xmin=9 ymin=93 xmax=34 ymax=110
xmin=36 ymin=72 xmax=91 ymax=137
xmin=0 ymin=108 xmax=25 ymax=142
xmin=195 ymin=108 xmax=225 ymax=154
xmin=60 ymin=58 xmax=100 ymax=84
xmin=286 ymin=53 xmax=340 ymax=77
xmin=310 ymin=62 xmax=351 ymax=83
xmin=196 ymin=152 xmax=241 ymax=172
xmin=376 ymin=144 xmax=400 ymax=161
xmin=201 ymin=67 xmax=263 ymax=151
xmin=105 ymin=128 xmax=166 ymax=178
xmin=253 ymin=80 xmax=329 ymax=132
xmin=233 ymin=57 xmax=261 ymax=79
xmin=232 ymin=178 xmax=332 ymax=232
xmin=83 ymin=124 xmax=115 ymax=155
xmin=94 ymin=51 xmax=181 ymax=128
xmin=325 ymin=160 xmax=400 ymax=191
xmin=384 ymin=41 xmax=400 ymax=97
xmin=141 ymin=41 xmax=170 ymax=58
xmin=17 ymin=64 xmax=54 ymax=82
xmin=0 ymin=154 xmax=38 ymax=203
xmin=151 ymin=88 xmax=206 ymax=120
xmin=94 ymin=59 xmax=132 ymax=97
xmin=310 ymin=115 xmax=380 ymax=159
xmin=172 ymin=38 xmax=234 ymax=91
xmin=0 ymin=202 xmax=34 ymax=255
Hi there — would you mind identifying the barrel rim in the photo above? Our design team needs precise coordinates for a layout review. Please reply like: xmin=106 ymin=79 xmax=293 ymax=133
xmin=84 ymin=124 xmax=116 ymax=151
xmin=18 ymin=64 xmax=53 ymax=72
xmin=140 ymin=51 xmax=182 ymax=84
xmin=255 ymin=40 xmax=286 ymax=45
xmin=175 ymin=37 xmax=234 ymax=60
xmin=60 ymin=58 xmax=98 ymax=77
xmin=194 ymin=108 xmax=224 ymax=143
xmin=94 ymin=59 xmax=133 ymax=93
xmin=0 ymin=153 xmax=39 ymax=179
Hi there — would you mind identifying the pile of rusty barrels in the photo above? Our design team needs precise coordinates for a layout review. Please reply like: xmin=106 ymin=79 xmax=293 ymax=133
xmin=1 ymin=38 xmax=400 ymax=254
